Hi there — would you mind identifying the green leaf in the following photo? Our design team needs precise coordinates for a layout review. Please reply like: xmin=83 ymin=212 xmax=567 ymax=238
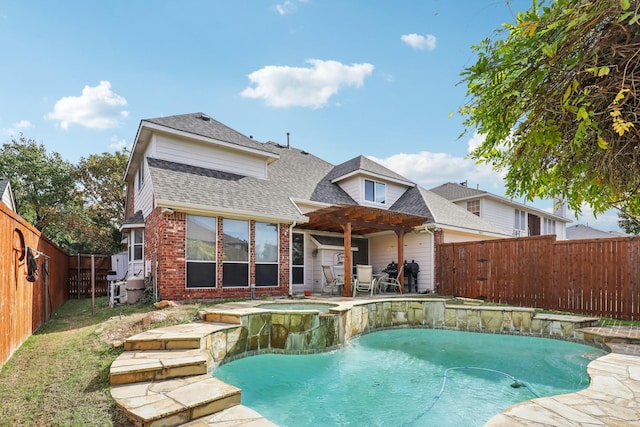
xmin=597 ymin=136 xmax=609 ymax=150
xmin=621 ymin=0 xmax=631 ymax=10
xmin=577 ymin=106 xmax=589 ymax=121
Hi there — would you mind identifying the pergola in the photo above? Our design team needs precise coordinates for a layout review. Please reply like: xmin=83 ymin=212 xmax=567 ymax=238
xmin=296 ymin=204 xmax=429 ymax=296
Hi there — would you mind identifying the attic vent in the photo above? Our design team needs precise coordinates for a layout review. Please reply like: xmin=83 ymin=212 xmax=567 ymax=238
xmin=197 ymin=114 xmax=211 ymax=121
xmin=301 ymin=150 xmax=309 ymax=155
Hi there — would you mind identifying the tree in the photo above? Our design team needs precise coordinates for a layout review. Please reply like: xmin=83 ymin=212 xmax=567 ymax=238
xmin=0 ymin=135 xmax=78 ymax=234
xmin=74 ymin=151 xmax=128 ymax=254
xmin=460 ymin=0 xmax=640 ymax=221
xmin=618 ymin=211 xmax=640 ymax=234
xmin=0 ymin=136 xmax=128 ymax=254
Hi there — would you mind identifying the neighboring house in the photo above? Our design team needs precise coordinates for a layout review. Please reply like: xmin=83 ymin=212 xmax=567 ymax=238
xmin=566 ymin=224 xmax=627 ymax=240
xmin=0 ymin=179 xmax=16 ymax=212
xmin=430 ymin=182 xmax=571 ymax=239
xmin=121 ymin=113 xmax=510 ymax=301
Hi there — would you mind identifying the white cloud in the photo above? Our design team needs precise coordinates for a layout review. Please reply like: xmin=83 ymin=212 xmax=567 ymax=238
xmin=109 ymin=135 xmax=129 ymax=151
xmin=5 ymin=119 xmax=33 ymax=135
xmin=241 ymin=59 xmax=374 ymax=108
xmin=467 ymin=131 xmax=484 ymax=152
xmin=47 ymin=81 xmax=129 ymax=130
xmin=275 ymin=1 xmax=296 ymax=14
xmin=275 ymin=0 xmax=309 ymax=15
xmin=369 ymin=150 xmax=503 ymax=191
xmin=401 ymin=33 xmax=437 ymax=51
xmin=570 ymin=204 xmax=623 ymax=233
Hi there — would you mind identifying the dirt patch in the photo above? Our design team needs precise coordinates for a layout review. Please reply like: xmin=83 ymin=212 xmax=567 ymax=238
xmin=96 ymin=304 xmax=203 ymax=346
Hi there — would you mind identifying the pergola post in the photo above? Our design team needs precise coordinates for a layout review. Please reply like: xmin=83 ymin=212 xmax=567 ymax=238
xmin=342 ymin=222 xmax=352 ymax=296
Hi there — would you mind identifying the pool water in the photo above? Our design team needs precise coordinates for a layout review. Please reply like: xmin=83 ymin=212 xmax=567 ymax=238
xmin=257 ymin=302 xmax=335 ymax=313
xmin=213 ymin=329 xmax=606 ymax=427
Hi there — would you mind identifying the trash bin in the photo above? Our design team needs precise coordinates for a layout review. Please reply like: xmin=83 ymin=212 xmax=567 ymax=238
xmin=125 ymin=277 xmax=146 ymax=304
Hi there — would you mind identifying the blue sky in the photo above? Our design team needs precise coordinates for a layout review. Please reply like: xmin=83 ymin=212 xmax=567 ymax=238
xmin=0 ymin=0 xmax=623 ymax=232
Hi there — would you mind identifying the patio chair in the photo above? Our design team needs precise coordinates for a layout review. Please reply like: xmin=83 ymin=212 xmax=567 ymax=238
xmin=353 ymin=264 xmax=375 ymax=296
xmin=378 ymin=264 xmax=404 ymax=293
xmin=322 ymin=265 xmax=344 ymax=295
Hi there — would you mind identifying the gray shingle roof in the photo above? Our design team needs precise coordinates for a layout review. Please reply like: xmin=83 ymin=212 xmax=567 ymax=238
xmin=123 ymin=210 xmax=145 ymax=225
xmin=566 ymin=224 xmax=626 ymax=240
xmin=429 ymin=182 xmax=486 ymax=200
xmin=144 ymin=112 xmax=278 ymax=155
xmin=0 ymin=179 xmax=9 ymax=195
xmin=389 ymin=185 xmax=509 ymax=236
xmin=391 ymin=186 xmax=509 ymax=236
xmin=148 ymin=143 xmax=355 ymax=222
xmin=328 ymin=156 xmax=414 ymax=184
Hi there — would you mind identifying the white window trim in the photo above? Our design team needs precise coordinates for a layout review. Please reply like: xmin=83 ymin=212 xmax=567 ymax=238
xmin=364 ymin=178 xmax=386 ymax=205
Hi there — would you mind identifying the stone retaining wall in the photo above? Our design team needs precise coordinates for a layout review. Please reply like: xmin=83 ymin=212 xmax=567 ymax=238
xmin=205 ymin=299 xmax=602 ymax=368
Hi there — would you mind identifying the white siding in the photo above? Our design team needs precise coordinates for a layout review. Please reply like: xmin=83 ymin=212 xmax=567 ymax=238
xmin=443 ymin=230 xmax=501 ymax=243
xmin=337 ymin=176 xmax=410 ymax=207
xmin=337 ymin=176 xmax=361 ymax=203
xmin=369 ymin=232 xmax=433 ymax=292
xmin=1 ymin=188 xmax=14 ymax=211
xmin=458 ymin=197 xmax=568 ymax=239
xmin=134 ymin=157 xmax=154 ymax=218
xmin=384 ymin=182 xmax=409 ymax=206
xmin=480 ymin=199 xmax=514 ymax=235
xmin=152 ymin=134 xmax=268 ymax=179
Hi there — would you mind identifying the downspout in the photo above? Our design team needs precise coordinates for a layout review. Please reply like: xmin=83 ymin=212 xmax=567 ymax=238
xmin=288 ymin=220 xmax=297 ymax=297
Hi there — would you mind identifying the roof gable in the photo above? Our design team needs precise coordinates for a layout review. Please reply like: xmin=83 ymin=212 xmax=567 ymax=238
xmin=328 ymin=155 xmax=414 ymax=186
xmin=430 ymin=182 xmax=487 ymax=200
xmin=144 ymin=113 xmax=276 ymax=154
xmin=430 ymin=182 xmax=570 ymax=223
xmin=125 ymin=113 xmax=279 ymax=181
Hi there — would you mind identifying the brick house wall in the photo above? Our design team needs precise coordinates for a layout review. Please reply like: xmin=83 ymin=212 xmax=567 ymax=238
xmin=124 ymin=184 xmax=135 ymax=219
xmin=144 ymin=207 xmax=291 ymax=301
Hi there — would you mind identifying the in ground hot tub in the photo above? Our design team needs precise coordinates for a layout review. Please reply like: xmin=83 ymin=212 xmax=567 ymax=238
xmin=257 ymin=302 xmax=337 ymax=314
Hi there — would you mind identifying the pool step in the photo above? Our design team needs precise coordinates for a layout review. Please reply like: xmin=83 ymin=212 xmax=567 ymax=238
xmin=123 ymin=322 xmax=224 ymax=351
xmin=578 ymin=325 xmax=640 ymax=347
xmin=111 ymin=374 xmax=241 ymax=427
xmin=109 ymin=348 xmax=208 ymax=385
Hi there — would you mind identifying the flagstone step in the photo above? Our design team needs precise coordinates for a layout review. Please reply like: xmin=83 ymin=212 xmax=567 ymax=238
xmin=578 ymin=325 xmax=640 ymax=346
xmin=182 ymin=404 xmax=278 ymax=426
xmin=111 ymin=374 xmax=241 ymax=427
xmin=110 ymin=349 xmax=209 ymax=386
xmin=124 ymin=322 xmax=227 ymax=351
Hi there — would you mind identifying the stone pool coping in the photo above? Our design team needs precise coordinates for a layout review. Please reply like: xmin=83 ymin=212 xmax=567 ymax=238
xmin=110 ymin=296 xmax=640 ymax=426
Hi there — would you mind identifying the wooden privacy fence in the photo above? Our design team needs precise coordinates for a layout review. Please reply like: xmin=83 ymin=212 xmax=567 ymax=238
xmin=436 ymin=235 xmax=640 ymax=320
xmin=68 ymin=254 xmax=111 ymax=298
xmin=0 ymin=203 xmax=69 ymax=368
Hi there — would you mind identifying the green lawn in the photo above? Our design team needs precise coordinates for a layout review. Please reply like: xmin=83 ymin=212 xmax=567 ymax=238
xmin=0 ymin=297 xmax=203 ymax=426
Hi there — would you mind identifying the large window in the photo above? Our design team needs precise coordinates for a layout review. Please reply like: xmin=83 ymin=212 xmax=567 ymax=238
xmin=186 ymin=215 xmax=216 ymax=288
xmin=292 ymin=233 xmax=304 ymax=285
xmin=255 ymin=222 xmax=278 ymax=286
xmin=364 ymin=179 xmax=386 ymax=204
xmin=466 ymin=200 xmax=480 ymax=216
xmin=222 ymin=219 xmax=249 ymax=287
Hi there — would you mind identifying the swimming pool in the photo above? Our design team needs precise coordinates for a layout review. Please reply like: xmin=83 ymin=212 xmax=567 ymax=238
xmin=257 ymin=302 xmax=336 ymax=314
xmin=213 ymin=329 xmax=606 ymax=426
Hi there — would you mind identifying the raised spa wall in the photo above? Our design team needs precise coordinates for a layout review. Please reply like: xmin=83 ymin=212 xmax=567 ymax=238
xmin=202 ymin=298 xmax=601 ymax=368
